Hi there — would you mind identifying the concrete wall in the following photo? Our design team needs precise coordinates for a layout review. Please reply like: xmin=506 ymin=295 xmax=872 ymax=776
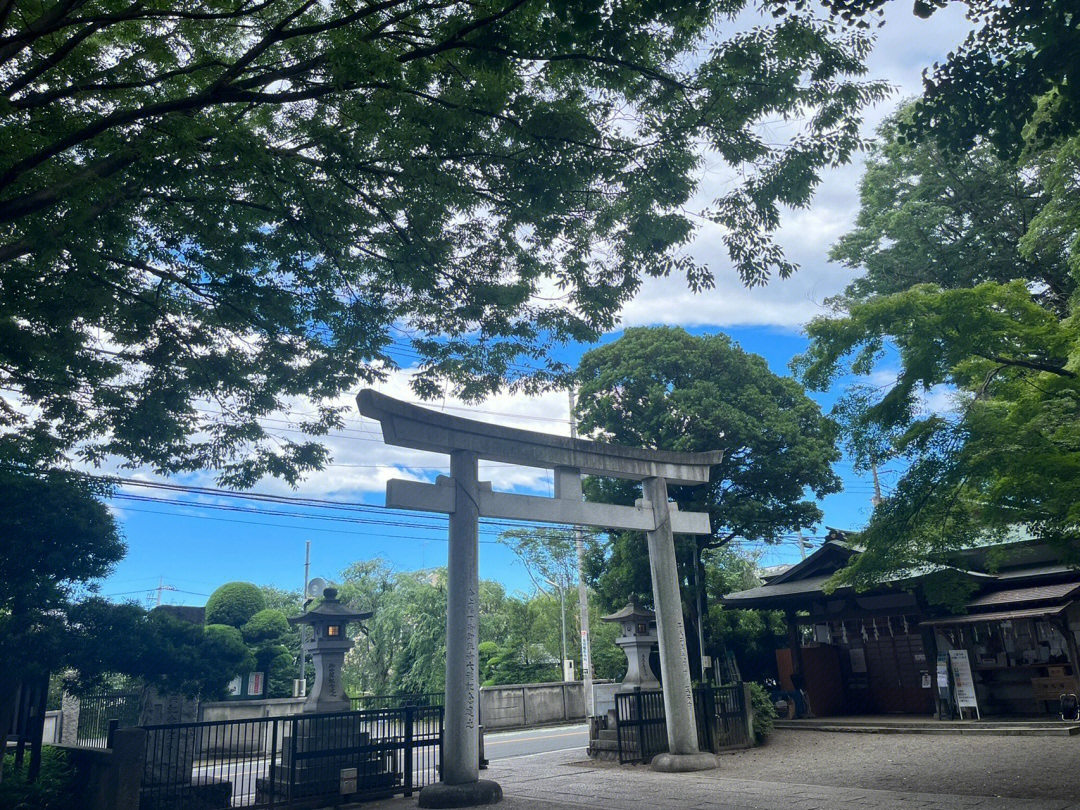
xmin=481 ymin=681 xmax=610 ymax=731
xmin=42 ymin=709 xmax=61 ymax=743
xmin=195 ymin=697 xmax=304 ymax=756
xmin=198 ymin=696 xmax=304 ymax=722
xmin=53 ymin=728 xmax=145 ymax=810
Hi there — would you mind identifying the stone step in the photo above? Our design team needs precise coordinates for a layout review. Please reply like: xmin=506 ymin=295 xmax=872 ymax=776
xmin=775 ymin=720 xmax=1080 ymax=737
xmin=596 ymin=729 xmax=619 ymax=742
xmin=589 ymin=738 xmax=621 ymax=752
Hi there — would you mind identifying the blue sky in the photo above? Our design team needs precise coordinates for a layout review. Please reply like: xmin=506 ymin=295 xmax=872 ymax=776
xmin=97 ymin=3 xmax=972 ymax=607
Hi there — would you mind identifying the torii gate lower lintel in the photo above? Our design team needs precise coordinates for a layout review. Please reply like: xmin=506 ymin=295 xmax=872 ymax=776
xmin=357 ymin=390 xmax=724 ymax=807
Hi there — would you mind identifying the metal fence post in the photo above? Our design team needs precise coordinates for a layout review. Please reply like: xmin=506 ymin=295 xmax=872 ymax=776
xmin=268 ymin=717 xmax=278 ymax=809
xmin=634 ymin=691 xmax=644 ymax=762
xmin=106 ymin=718 xmax=119 ymax=749
xmin=288 ymin=716 xmax=297 ymax=806
xmin=404 ymin=706 xmax=414 ymax=797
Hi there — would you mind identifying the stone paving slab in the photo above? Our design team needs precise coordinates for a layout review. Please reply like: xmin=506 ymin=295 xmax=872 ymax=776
xmin=354 ymin=746 xmax=1080 ymax=810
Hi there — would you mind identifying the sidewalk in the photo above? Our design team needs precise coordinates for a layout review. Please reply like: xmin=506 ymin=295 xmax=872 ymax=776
xmin=359 ymin=745 xmax=1080 ymax=810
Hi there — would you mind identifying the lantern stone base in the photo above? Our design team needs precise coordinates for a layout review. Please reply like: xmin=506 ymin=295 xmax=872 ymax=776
xmin=418 ymin=779 xmax=503 ymax=808
xmin=650 ymin=751 xmax=720 ymax=773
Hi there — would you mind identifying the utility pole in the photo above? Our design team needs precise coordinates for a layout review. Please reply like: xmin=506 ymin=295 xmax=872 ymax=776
xmin=797 ymin=530 xmax=807 ymax=561
xmin=300 ymin=540 xmax=311 ymax=681
xmin=153 ymin=576 xmax=176 ymax=606
xmin=569 ymin=387 xmax=594 ymax=713
xmin=694 ymin=547 xmax=706 ymax=683
xmin=871 ymin=460 xmax=884 ymax=507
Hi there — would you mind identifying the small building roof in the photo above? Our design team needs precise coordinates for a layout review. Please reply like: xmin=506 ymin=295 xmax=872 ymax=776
xmin=720 ymin=534 xmax=1080 ymax=616
xmin=153 ymin=605 xmax=206 ymax=625
xmin=601 ymin=596 xmax=655 ymax=623
xmin=288 ymin=587 xmax=372 ymax=626
xmin=964 ymin=582 xmax=1080 ymax=609
xmin=921 ymin=604 xmax=1070 ymax=627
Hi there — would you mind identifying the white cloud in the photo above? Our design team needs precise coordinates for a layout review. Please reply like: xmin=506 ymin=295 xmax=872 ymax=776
xmin=616 ymin=2 xmax=974 ymax=332
xmin=92 ymin=367 xmax=573 ymax=499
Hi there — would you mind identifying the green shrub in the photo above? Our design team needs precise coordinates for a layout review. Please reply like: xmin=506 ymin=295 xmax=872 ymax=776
xmin=263 ymin=646 xmax=297 ymax=699
xmin=748 ymin=682 xmax=777 ymax=745
xmin=0 ymin=747 xmax=75 ymax=810
xmin=205 ymin=582 xmax=266 ymax=628
xmin=242 ymin=609 xmax=291 ymax=645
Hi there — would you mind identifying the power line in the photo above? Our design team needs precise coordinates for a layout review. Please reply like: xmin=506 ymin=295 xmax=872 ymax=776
xmin=113 ymin=505 xmax=502 ymax=543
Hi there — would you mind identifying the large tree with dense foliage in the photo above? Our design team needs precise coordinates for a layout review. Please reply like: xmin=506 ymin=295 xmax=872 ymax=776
xmin=768 ymin=0 xmax=1080 ymax=157
xmin=575 ymin=326 xmax=841 ymax=673
xmin=795 ymin=102 xmax=1080 ymax=593
xmin=0 ymin=0 xmax=886 ymax=485
xmin=0 ymin=466 xmax=249 ymax=746
xmin=0 ymin=469 xmax=124 ymax=685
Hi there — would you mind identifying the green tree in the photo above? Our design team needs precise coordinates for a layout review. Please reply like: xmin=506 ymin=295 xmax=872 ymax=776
xmin=241 ymin=609 xmax=292 ymax=645
xmin=499 ymin=526 xmax=588 ymax=593
xmin=706 ymin=549 xmax=787 ymax=683
xmin=240 ymin=608 xmax=297 ymax=697
xmin=794 ymin=105 xmax=1080 ymax=597
xmin=65 ymin=607 xmax=253 ymax=699
xmin=205 ymin=582 xmax=267 ymax=628
xmin=831 ymin=104 xmax=1073 ymax=315
xmin=0 ymin=468 xmax=124 ymax=686
xmin=0 ymin=0 xmax=886 ymax=485
xmin=575 ymin=326 xmax=840 ymax=672
xmin=339 ymin=562 xmax=512 ymax=695
xmin=258 ymin=586 xmax=304 ymax=617
xmin=770 ymin=0 xmax=1080 ymax=156
xmin=482 ymin=597 xmax=560 ymax=686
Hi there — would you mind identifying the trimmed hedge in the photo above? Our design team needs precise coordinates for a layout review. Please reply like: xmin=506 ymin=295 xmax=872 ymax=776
xmin=205 ymin=582 xmax=266 ymax=628
xmin=242 ymin=609 xmax=291 ymax=645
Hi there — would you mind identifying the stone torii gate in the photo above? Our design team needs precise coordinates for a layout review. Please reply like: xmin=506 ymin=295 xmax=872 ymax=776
xmin=357 ymin=390 xmax=723 ymax=807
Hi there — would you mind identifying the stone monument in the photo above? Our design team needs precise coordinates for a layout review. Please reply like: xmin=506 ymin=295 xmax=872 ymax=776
xmin=288 ymin=587 xmax=372 ymax=712
xmin=358 ymin=389 xmax=723 ymax=805
xmin=257 ymin=589 xmax=389 ymax=805
xmin=603 ymin=597 xmax=660 ymax=693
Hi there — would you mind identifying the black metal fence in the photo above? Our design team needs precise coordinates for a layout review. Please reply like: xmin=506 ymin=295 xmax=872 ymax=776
xmin=76 ymin=692 xmax=142 ymax=749
xmin=140 ymin=704 xmax=442 ymax=810
xmin=614 ymin=684 xmax=749 ymax=764
xmin=696 ymin=683 xmax=750 ymax=750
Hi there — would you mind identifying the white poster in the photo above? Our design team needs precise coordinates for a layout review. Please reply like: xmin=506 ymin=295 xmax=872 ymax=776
xmin=247 ymin=671 xmax=265 ymax=696
xmin=948 ymin=649 xmax=979 ymax=711
xmin=936 ymin=653 xmax=950 ymax=689
xmin=227 ymin=675 xmax=243 ymax=697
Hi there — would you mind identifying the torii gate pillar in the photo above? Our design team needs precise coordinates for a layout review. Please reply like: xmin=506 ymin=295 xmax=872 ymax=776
xmin=358 ymin=390 xmax=723 ymax=807
xmin=643 ymin=476 xmax=719 ymax=771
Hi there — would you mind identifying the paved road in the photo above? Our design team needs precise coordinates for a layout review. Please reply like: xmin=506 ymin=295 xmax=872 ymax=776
xmin=364 ymin=740 xmax=1080 ymax=810
xmin=484 ymin=724 xmax=589 ymax=760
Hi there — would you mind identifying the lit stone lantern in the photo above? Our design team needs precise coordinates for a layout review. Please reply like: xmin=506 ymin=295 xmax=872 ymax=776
xmin=288 ymin=587 xmax=372 ymax=713
xmin=601 ymin=596 xmax=659 ymax=693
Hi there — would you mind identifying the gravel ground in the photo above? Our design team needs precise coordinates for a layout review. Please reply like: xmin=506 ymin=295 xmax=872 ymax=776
xmin=712 ymin=729 xmax=1080 ymax=801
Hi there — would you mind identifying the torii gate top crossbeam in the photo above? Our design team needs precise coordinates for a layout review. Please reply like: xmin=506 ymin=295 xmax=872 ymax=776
xmin=357 ymin=389 xmax=723 ymax=486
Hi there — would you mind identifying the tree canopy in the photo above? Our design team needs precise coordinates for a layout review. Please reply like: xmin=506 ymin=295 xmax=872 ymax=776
xmin=577 ymin=327 xmax=841 ymax=550
xmin=0 ymin=0 xmax=886 ymax=485
xmin=575 ymin=326 xmax=840 ymax=672
xmin=795 ymin=103 xmax=1080 ymax=591
xmin=768 ymin=0 xmax=1080 ymax=157
xmin=0 ymin=468 xmax=124 ymax=682
xmin=205 ymin=581 xmax=267 ymax=627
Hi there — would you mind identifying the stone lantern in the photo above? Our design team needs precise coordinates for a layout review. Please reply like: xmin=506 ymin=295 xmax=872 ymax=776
xmin=288 ymin=587 xmax=372 ymax=713
xmin=601 ymin=596 xmax=659 ymax=693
